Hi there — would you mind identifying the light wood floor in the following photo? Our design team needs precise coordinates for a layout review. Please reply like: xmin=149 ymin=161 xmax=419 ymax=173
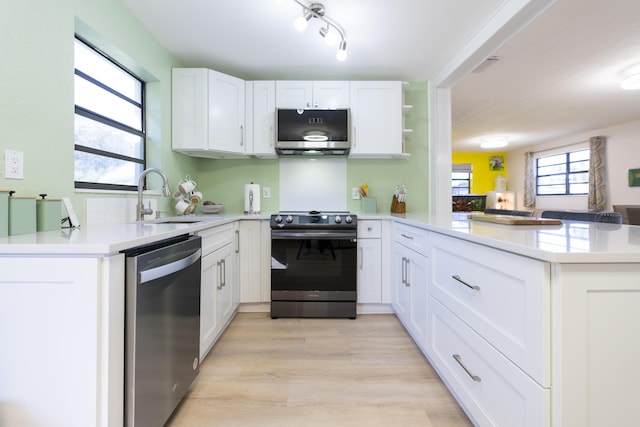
xmin=166 ymin=312 xmax=472 ymax=427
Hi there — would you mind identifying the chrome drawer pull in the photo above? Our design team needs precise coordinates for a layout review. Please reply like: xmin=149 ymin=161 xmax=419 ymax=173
xmin=453 ymin=354 xmax=481 ymax=382
xmin=452 ymin=275 xmax=480 ymax=291
xmin=401 ymin=233 xmax=414 ymax=240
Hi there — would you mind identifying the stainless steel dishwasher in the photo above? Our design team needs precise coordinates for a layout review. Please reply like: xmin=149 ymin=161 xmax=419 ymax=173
xmin=122 ymin=234 xmax=201 ymax=427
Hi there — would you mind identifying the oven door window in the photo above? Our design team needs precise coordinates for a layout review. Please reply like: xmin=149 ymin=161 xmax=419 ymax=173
xmin=271 ymin=236 xmax=357 ymax=292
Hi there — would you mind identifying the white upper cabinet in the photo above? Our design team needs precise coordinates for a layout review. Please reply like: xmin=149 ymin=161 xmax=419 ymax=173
xmin=172 ymin=68 xmax=246 ymax=158
xmin=245 ymin=81 xmax=276 ymax=158
xmin=349 ymin=81 xmax=406 ymax=158
xmin=275 ymin=81 xmax=350 ymax=108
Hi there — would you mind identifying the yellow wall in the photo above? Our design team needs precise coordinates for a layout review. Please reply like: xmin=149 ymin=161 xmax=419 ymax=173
xmin=452 ymin=152 xmax=507 ymax=194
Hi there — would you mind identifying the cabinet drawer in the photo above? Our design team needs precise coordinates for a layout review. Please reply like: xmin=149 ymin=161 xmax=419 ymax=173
xmin=430 ymin=233 xmax=549 ymax=386
xmin=357 ymin=220 xmax=381 ymax=238
xmin=430 ymin=298 xmax=549 ymax=427
xmin=393 ymin=223 xmax=429 ymax=254
xmin=197 ymin=223 xmax=234 ymax=256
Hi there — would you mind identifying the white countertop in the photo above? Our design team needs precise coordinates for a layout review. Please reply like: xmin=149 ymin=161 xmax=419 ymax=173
xmin=2 ymin=211 xmax=640 ymax=263
xmin=0 ymin=214 xmax=267 ymax=256
xmin=390 ymin=212 xmax=640 ymax=263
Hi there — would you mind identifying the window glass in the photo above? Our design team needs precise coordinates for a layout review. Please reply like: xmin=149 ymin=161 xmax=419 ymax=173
xmin=536 ymin=149 xmax=589 ymax=196
xmin=74 ymin=37 xmax=145 ymax=191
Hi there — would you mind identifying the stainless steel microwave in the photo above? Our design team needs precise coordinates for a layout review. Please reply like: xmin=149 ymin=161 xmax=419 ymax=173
xmin=275 ymin=108 xmax=350 ymax=155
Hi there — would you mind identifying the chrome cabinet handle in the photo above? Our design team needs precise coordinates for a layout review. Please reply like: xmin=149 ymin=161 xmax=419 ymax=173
xmin=235 ymin=230 xmax=240 ymax=254
xmin=401 ymin=257 xmax=406 ymax=285
xmin=453 ymin=354 xmax=481 ymax=382
xmin=221 ymin=259 xmax=226 ymax=288
xmin=240 ymin=125 xmax=244 ymax=147
xmin=216 ymin=260 xmax=223 ymax=290
xmin=353 ymin=126 xmax=356 ymax=147
xmin=452 ymin=275 xmax=480 ymax=291
xmin=401 ymin=233 xmax=414 ymax=240
xmin=269 ymin=125 xmax=274 ymax=148
xmin=405 ymin=258 xmax=411 ymax=287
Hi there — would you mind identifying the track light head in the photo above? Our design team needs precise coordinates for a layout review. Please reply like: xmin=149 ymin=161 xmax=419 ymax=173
xmin=289 ymin=1 xmax=347 ymax=61
xmin=336 ymin=39 xmax=347 ymax=61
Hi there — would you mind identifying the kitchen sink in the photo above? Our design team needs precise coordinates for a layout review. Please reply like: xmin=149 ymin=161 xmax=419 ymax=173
xmin=143 ymin=217 xmax=204 ymax=224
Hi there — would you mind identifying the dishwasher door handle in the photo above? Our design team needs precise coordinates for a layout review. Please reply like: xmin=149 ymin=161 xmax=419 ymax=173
xmin=140 ymin=248 xmax=202 ymax=284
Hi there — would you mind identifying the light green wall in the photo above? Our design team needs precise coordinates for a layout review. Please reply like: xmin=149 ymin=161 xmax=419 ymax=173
xmin=194 ymin=82 xmax=429 ymax=216
xmin=1 ymin=0 xmax=429 ymax=220
xmin=0 ymin=0 xmax=198 ymax=220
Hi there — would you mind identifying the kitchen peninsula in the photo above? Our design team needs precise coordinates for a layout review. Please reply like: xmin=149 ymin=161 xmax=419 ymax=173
xmin=1 ymin=214 xmax=640 ymax=426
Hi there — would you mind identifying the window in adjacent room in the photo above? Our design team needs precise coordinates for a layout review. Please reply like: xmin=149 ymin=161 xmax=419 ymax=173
xmin=536 ymin=149 xmax=589 ymax=195
xmin=73 ymin=37 xmax=145 ymax=191
xmin=452 ymin=163 xmax=472 ymax=195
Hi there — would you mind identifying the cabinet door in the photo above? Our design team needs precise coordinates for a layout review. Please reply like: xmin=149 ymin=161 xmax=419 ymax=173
xmin=391 ymin=243 xmax=411 ymax=321
xmin=312 ymin=81 xmax=350 ymax=108
xmin=249 ymin=81 xmax=276 ymax=157
xmin=209 ymin=70 xmax=245 ymax=154
xmin=200 ymin=252 xmax=219 ymax=359
xmin=275 ymin=81 xmax=313 ymax=108
xmin=216 ymin=243 xmax=235 ymax=325
xmin=357 ymin=238 xmax=382 ymax=303
xmin=172 ymin=68 xmax=208 ymax=152
xmin=239 ymin=220 xmax=265 ymax=303
xmin=408 ymin=250 xmax=429 ymax=349
xmin=349 ymin=81 xmax=403 ymax=156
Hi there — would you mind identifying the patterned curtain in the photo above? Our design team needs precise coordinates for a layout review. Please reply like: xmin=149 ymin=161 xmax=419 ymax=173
xmin=524 ymin=151 xmax=535 ymax=208
xmin=588 ymin=136 xmax=607 ymax=211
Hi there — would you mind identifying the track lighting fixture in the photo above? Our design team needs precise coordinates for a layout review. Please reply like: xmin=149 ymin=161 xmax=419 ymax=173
xmin=287 ymin=0 xmax=348 ymax=61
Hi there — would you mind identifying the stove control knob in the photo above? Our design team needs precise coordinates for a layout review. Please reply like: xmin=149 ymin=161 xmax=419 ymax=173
xmin=335 ymin=215 xmax=342 ymax=223
xmin=274 ymin=215 xmax=283 ymax=223
xmin=345 ymin=215 xmax=353 ymax=224
xmin=285 ymin=215 xmax=294 ymax=223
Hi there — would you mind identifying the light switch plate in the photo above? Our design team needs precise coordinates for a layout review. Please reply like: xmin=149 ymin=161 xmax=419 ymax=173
xmin=4 ymin=149 xmax=24 ymax=179
xmin=263 ymin=186 xmax=271 ymax=199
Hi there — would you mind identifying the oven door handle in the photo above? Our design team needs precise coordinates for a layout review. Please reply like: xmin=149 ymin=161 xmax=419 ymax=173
xmin=271 ymin=230 xmax=357 ymax=240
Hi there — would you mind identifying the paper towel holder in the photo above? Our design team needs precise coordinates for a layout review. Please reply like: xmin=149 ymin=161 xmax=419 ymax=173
xmin=244 ymin=182 xmax=261 ymax=215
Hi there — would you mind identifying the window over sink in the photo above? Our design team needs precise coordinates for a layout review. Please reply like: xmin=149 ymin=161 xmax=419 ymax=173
xmin=73 ymin=37 xmax=145 ymax=191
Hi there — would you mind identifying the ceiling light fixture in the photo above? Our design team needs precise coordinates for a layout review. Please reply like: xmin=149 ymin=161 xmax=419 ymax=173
xmin=480 ymin=137 xmax=509 ymax=149
xmin=290 ymin=1 xmax=348 ymax=61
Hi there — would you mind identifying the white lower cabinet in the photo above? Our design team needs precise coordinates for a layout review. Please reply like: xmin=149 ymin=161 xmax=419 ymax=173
xmin=430 ymin=298 xmax=549 ymax=427
xmin=357 ymin=220 xmax=382 ymax=304
xmin=0 ymin=255 xmax=125 ymax=427
xmin=430 ymin=233 xmax=549 ymax=386
xmin=391 ymin=223 xmax=429 ymax=350
xmin=239 ymin=220 xmax=271 ymax=303
xmin=427 ymin=231 xmax=550 ymax=426
xmin=198 ymin=223 xmax=238 ymax=360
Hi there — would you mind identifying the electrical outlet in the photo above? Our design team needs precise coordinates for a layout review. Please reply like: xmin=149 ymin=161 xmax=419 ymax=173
xmin=4 ymin=149 xmax=24 ymax=179
xmin=263 ymin=186 xmax=271 ymax=199
xmin=352 ymin=187 xmax=361 ymax=200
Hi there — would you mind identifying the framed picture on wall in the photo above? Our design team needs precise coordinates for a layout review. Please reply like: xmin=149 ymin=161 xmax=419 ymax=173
xmin=489 ymin=155 xmax=505 ymax=171
xmin=629 ymin=168 xmax=640 ymax=186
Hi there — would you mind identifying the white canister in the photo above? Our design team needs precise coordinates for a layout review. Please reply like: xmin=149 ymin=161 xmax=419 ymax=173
xmin=494 ymin=175 xmax=507 ymax=192
xmin=244 ymin=184 xmax=261 ymax=214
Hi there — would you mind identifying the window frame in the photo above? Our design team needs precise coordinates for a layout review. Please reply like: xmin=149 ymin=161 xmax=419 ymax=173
xmin=535 ymin=148 xmax=589 ymax=196
xmin=452 ymin=164 xmax=472 ymax=195
xmin=73 ymin=36 xmax=146 ymax=192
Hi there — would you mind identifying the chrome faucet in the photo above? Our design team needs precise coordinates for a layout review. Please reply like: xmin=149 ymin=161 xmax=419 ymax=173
xmin=137 ymin=168 xmax=172 ymax=221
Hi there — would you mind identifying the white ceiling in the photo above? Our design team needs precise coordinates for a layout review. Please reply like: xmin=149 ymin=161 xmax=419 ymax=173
xmin=121 ymin=0 xmax=505 ymax=80
xmin=452 ymin=0 xmax=640 ymax=151
xmin=121 ymin=0 xmax=640 ymax=152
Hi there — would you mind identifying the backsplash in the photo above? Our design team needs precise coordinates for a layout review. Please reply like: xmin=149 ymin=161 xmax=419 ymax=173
xmin=279 ymin=158 xmax=347 ymax=212
xmin=85 ymin=198 xmax=158 ymax=224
